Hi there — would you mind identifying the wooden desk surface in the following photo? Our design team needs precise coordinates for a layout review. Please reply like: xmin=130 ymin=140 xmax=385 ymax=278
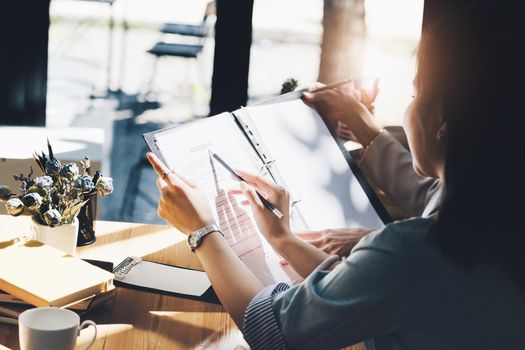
xmin=0 ymin=215 xmax=365 ymax=350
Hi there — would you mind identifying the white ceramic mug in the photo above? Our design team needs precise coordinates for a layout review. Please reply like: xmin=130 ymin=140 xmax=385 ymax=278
xmin=19 ymin=307 xmax=97 ymax=350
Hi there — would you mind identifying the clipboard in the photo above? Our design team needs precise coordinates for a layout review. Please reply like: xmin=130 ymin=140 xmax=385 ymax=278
xmin=141 ymin=98 xmax=392 ymax=285
xmin=113 ymin=257 xmax=220 ymax=304
xmin=143 ymin=100 xmax=391 ymax=230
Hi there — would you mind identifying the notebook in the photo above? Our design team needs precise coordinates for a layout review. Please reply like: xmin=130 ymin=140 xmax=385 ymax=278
xmin=112 ymin=257 xmax=218 ymax=304
xmin=0 ymin=238 xmax=114 ymax=307
xmin=0 ymin=287 xmax=116 ymax=320
xmin=143 ymin=99 xmax=391 ymax=285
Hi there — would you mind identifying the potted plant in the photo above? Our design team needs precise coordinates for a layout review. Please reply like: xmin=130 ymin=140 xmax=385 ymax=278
xmin=0 ymin=141 xmax=113 ymax=255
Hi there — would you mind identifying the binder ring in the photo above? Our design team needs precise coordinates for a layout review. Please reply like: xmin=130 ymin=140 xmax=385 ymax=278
xmin=291 ymin=199 xmax=301 ymax=207
xmin=259 ymin=159 xmax=276 ymax=173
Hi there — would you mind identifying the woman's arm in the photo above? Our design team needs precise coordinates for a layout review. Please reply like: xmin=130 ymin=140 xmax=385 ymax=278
xmin=194 ymin=232 xmax=263 ymax=327
xmin=272 ymin=233 xmax=331 ymax=277
xmin=147 ymin=153 xmax=263 ymax=328
xmin=235 ymin=171 xmax=332 ymax=277
xmin=302 ymin=82 xmax=381 ymax=147
xmin=245 ymin=227 xmax=410 ymax=350
xmin=357 ymin=131 xmax=439 ymax=216
xmin=303 ymin=85 xmax=439 ymax=216
xmin=293 ymin=227 xmax=374 ymax=257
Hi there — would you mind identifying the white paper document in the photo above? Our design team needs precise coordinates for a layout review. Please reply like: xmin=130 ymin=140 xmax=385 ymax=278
xmin=240 ymin=100 xmax=385 ymax=231
xmin=118 ymin=260 xmax=211 ymax=297
xmin=154 ymin=114 xmax=301 ymax=286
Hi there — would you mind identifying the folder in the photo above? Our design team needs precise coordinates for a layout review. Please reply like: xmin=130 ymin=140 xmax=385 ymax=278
xmin=113 ymin=257 xmax=219 ymax=304
xmin=143 ymin=99 xmax=391 ymax=286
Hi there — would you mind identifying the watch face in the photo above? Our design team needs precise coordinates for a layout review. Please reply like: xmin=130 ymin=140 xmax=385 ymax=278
xmin=188 ymin=234 xmax=200 ymax=247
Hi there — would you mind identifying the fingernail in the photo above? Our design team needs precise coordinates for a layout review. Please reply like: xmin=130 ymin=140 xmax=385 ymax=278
xmin=302 ymin=92 xmax=313 ymax=99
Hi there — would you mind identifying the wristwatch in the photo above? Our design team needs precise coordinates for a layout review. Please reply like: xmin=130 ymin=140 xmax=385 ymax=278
xmin=187 ymin=223 xmax=222 ymax=252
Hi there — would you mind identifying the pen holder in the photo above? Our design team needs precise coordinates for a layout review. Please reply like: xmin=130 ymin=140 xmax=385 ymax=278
xmin=77 ymin=195 xmax=97 ymax=246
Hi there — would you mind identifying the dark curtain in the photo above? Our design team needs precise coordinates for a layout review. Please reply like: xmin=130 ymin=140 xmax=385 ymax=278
xmin=209 ymin=0 xmax=254 ymax=115
xmin=0 ymin=0 xmax=51 ymax=126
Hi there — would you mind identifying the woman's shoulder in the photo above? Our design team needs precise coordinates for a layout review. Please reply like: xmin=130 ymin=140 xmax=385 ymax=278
xmin=352 ymin=216 xmax=436 ymax=256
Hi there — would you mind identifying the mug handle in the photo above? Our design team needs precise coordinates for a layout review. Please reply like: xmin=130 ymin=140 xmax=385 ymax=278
xmin=79 ymin=320 xmax=97 ymax=350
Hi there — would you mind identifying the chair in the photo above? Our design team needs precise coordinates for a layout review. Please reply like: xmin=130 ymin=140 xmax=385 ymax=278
xmin=144 ymin=1 xmax=216 ymax=97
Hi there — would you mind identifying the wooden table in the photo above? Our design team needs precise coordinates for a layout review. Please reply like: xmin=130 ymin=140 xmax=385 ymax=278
xmin=0 ymin=215 xmax=365 ymax=350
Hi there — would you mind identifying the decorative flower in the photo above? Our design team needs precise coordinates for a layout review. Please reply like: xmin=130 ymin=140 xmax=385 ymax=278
xmin=59 ymin=163 xmax=79 ymax=179
xmin=34 ymin=176 xmax=53 ymax=189
xmin=280 ymin=78 xmax=299 ymax=94
xmin=22 ymin=193 xmax=43 ymax=210
xmin=45 ymin=158 xmax=62 ymax=174
xmin=6 ymin=197 xmax=24 ymax=216
xmin=0 ymin=185 xmax=13 ymax=201
xmin=74 ymin=176 xmax=94 ymax=193
xmin=96 ymin=176 xmax=113 ymax=196
xmin=43 ymin=209 xmax=62 ymax=227
xmin=1 ymin=141 xmax=113 ymax=227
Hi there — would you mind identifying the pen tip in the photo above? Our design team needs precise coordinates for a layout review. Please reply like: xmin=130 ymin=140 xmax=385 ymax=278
xmin=208 ymin=149 xmax=214 ymax=157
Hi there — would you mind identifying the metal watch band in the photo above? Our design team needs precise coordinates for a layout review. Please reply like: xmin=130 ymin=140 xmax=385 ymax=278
xmin=187 ymin=223 xmax=222 ymax=252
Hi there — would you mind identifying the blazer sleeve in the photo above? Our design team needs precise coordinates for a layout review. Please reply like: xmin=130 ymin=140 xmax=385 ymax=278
xmin=243 ymin=226 xmax=410 ymax=350
xmin=357 ymin=130 xmax=439 ymax=217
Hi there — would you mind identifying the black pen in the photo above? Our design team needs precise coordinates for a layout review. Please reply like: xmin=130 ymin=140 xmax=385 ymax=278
xmin=208 ymin=150 xmax=284 ymax=220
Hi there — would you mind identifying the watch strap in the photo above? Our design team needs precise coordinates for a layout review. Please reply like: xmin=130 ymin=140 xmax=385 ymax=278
xmin=187 ymin=223 xmax=222 ymax=252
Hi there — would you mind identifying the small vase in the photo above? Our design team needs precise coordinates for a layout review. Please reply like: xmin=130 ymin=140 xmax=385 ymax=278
xmin=30 ymin=217 xmax=79 ymax=256
xmin=77 ymin=195 xmax=97 ymax=246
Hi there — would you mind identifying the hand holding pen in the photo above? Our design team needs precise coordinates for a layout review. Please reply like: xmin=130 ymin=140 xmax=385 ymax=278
xmin=209 ymin=150 xmax=284 ymax=219
xmin=209 ymin=150 xmax=293 ymax=242
xmin=235 ymin=169 xmax=294 ymax=242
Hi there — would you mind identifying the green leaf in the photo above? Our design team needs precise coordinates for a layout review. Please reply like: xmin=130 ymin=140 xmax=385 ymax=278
xmin=62 ymin=199 xmax=88 ymax=222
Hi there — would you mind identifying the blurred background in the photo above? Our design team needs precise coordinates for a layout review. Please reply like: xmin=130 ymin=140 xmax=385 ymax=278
xmin=1 ymin=0 xmax=427 ymax=224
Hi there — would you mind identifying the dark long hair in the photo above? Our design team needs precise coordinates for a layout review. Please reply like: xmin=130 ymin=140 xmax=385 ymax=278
xmin=419 ymin=3 xmax=525 ymax=289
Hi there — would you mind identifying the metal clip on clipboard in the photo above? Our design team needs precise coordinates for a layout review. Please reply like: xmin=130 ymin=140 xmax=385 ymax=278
xmin=234 ymin=109 xmax=308 ymax=229
xmin=113 ymin=256 xmax=142 ymax=280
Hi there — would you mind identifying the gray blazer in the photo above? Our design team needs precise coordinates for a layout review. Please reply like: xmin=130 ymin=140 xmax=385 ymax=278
xmin=357 ymin=130 xmax=441 ymax=218
xmin=243 ymin=216 xmax=525 ymax=350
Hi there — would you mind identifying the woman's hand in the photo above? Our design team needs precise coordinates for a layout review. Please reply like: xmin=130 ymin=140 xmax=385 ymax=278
xmin=234 ymin=170 xmax=292 ymax=245
xmin=234 ymin=170 xmax=333 ymax=277
xmin=147 ymin=152 xmax=215 ymax=234
xmin=296 ymin=228 xmax=373 ymax=257
xmin=352 ymin=78 xmax=380 ymax=114
xmin=303 ymin=81 xmax=381 ymax=146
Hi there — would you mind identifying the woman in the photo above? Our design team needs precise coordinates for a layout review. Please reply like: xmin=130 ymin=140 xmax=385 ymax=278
xmin=295 ymin=79 xmax=442 ymax=257
xmin=147 ymin=5 xmax=525 ymax=349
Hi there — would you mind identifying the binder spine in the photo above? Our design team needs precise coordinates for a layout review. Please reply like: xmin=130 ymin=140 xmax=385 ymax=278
xmin=113 ymin=256 xmax=142 ymax=280
xmin=236 ymin=114 xmax=274 ymax=165
xmin=232 ymin=110 xmax=309 ymax=230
